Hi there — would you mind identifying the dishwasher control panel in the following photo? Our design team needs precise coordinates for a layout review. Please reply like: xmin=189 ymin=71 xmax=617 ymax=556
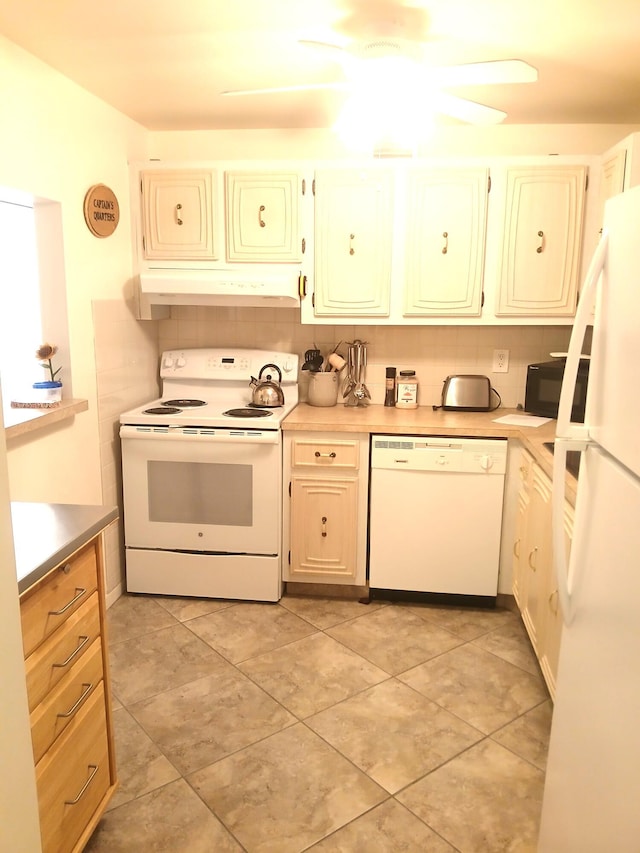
xmin=370 ymin=435 xmax=508 ymax=474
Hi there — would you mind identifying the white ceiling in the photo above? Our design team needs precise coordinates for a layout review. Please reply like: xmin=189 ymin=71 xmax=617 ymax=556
xmin=2 ymin=0 xmax=640 ymax=131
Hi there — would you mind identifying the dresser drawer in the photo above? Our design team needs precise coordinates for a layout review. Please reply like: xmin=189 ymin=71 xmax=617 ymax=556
xmin=25 ymin=593 xmax=101 ymax=712
xmin=21 ymin=542 xmax=99 ymax=657
xmin=30 ymin=638 xmax=104 ymax=765
xmin=36 ymin=681 xmax=110 ymax=853
xmin=292 ymin=438 xmax=360 ymax=470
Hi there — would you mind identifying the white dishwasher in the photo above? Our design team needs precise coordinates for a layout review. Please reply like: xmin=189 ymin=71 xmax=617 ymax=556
xmin=368 ymin=435 xmax=508 ymax=605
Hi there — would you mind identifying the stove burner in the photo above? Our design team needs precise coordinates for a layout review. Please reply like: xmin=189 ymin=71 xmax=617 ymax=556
xmin=223 ymin=408 xmax=273 ymax=418
xmin=162 ymin=399 xmax=206 ymax=408
xmin=144 ymin=406 xmax=182 ymax=415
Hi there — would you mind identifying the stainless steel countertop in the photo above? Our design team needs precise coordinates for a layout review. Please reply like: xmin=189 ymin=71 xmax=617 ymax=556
xmin=11 ymin=502 xmax=118 ymax=594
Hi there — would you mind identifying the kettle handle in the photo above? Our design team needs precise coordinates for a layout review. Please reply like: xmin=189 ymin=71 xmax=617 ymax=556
xmin=258 ymin=363 xmax=282 ymax=382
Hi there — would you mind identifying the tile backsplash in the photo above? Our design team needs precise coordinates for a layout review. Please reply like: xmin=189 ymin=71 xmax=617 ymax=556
xmin=158 ymin=306 xmax=572 ymax=409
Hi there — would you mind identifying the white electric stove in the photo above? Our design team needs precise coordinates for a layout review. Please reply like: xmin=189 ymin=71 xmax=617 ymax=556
xmin=119 ymin=348 xmax=299 ymax=602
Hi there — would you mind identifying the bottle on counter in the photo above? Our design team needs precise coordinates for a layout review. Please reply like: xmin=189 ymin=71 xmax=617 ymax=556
xmin=396 ymin=370 xmax=418 ymax=408
xmin=384 ymin=367 xmax=396 ymax=407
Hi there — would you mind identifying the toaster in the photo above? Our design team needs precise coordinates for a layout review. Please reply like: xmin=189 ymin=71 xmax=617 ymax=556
xmin=441 ymin=374 xmax=492 ymax=411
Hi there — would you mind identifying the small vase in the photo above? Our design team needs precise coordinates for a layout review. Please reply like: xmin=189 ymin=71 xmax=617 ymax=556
xmin=32 ymin=380 xmax=62 ymax=404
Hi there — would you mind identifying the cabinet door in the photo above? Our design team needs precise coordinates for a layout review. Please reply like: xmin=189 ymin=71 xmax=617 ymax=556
xmin=600 ymin=148 xmax=626 ymax=206
xmin=496 ymin=165 xmax=586 ymax=316
xmin=539 ymin=499 xmax=573 ymax=700
xmin=141 ymin=170 xmax=217 ymax=260
xmin=225 ymin=171 xmax=302 ymax=262
xmin=520 ymin=464 xmax=552 ymax=653
xmin=313 ymin=169 xmax=393 ymax=316
xmin=404 ymin=168 xmax=488 ymax=316
xmin=289 ymin=477 xmax=358 ymax=580
xmin=512 ymin=450 xmax=533 ymax=607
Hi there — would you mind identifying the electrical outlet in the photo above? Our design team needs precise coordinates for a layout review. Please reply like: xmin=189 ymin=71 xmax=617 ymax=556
xmin=493 ymin=349 xmax=509 ymax=373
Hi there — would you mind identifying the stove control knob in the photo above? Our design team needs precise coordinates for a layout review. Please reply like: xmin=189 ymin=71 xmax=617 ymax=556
xmin=176 ymin=356 xmax=186 ymax=368
xmin=163 ymin=355 xmax=175 ymax=369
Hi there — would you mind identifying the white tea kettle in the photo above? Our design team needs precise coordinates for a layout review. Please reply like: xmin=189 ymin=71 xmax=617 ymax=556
xmin=249 ymin=364 xmax=285 ymax=407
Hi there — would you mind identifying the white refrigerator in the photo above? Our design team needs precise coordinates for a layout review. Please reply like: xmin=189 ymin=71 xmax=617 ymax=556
xmin=538 ymin=186 xmax=640 ymax=851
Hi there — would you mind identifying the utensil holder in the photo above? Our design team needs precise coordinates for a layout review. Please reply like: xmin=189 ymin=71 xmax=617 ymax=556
xmin=308 ymin=371 xmax=339 ymax=407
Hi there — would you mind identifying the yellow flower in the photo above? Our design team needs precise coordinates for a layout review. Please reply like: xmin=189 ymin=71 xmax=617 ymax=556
xmin=36 ymin=343 xmax=61 ymax=382
xmin=36 ymin=343 xmax=58 ymax=360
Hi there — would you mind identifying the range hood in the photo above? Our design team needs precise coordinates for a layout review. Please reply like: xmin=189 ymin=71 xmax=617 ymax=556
xmin=139 ymin=270 xmax=301 ymax=308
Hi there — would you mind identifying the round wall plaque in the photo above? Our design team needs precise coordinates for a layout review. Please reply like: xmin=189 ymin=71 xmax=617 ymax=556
xmin=83 ymin=184 xmax=120 ymax=238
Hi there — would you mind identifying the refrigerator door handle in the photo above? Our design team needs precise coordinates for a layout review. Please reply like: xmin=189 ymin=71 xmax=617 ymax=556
xmin=556 ymin=231 xmax=608 ymax=440
xmin=552 ymin=437 xmax=587 ymax=625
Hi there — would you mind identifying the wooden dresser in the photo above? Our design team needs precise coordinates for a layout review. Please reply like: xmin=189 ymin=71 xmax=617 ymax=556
xmin=15 ymin=507 xmax=117 ymax=853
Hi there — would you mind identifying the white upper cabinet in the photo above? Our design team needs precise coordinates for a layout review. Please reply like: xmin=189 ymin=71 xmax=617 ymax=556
xmin=313 ymin=168 xmax=394 ymax=317
xmin=496 ymin=165 xmax=587 ymax=316
xmin=403 ymin=167 xmax=489 ymax=317
xmin=141 ymin=170 xmax=218 ymax=260
xmin=225 ymin=171 xmax=303 ymax=262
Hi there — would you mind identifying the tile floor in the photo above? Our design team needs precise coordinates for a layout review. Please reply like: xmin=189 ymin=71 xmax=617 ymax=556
xmin=85 ymin=594 xmax=552 ymax=853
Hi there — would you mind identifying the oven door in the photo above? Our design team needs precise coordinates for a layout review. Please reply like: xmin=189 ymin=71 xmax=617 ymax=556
xmin=120 ymin=426 xmax=282 ymax=554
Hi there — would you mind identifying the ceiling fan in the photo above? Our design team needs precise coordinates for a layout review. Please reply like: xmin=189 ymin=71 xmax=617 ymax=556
xmin=221 ymin=1 xmax=538 ymax=126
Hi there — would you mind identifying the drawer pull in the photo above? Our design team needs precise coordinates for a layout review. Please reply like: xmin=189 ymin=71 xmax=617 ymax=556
xmin=64 ymin=764 xmax=99 ymax=806
xmin=321 ymin=516 xmax=327 ymax=538
xmin=513 ymin=537 xmax=520 ymax=558
xmin=52 ymin=635 xmax=90 ymax=668
xmin=49 ymin=587 xmax=87 ymax=616
xmin=314 ymin=451 xmax=337 ymax=459
xmin=528 ymin=547 xmax=538 ymax=571
xmin=56 ymin=682 xmax=93 ymax=719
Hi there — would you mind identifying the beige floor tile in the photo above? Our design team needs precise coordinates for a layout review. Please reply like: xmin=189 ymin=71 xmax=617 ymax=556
xmin=280 ymin=594 xmax=385 ymax=629
xmin=238 ymin=631 xmax=389 ymax=718
xmin=326 ymin=605 xmax=462 ymax=675
xmin=398 ymin=643 xmax=548 ymax=733
xmin=308 ymin=799 xmax=456 ymax=852
xmin=492 ymin=700 xmax=553 ymax=771
xmin=188 ymin=723 xmax=387 ymax=853
xmin=106 ymin=593 xmax=177 ymax=644
xmin=398 ymin=739 xmax=544 ymax=853
xmin=107 ymin=708 xmax=180 ymax=811
xmin=404 ymin=602 xmax=519 ymax=641
xmin=473 ymin=618 xmax=543 ymax=676
xmin=128 ymin=669 xmax=296 ymax=775
xmin=85 ymin=778 xmax=242 ymax=852
xmin=307 ymin=679 xmax=483 ymax=793
xmin=109 ymin=622 xmax=230 ymax=706
xmin=155 ymin=594 xmax=236 ymax=622
xmin=186 ymin=601 xmax=317 ymax=663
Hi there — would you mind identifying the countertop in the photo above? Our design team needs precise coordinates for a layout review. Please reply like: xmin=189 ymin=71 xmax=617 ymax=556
xmin=283 ymin=404 xmax=576 ymax=503
xmin=11 ymin=502 xmax=118 ymax=594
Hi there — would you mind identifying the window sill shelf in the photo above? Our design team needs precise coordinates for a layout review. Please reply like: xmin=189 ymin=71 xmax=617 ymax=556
xmin=4 ymin=398 xmax=89 ymax=441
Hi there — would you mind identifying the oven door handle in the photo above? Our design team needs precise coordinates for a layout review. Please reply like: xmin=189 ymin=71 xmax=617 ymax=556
xmin=119 ymin=425 xmax=280 ymax=444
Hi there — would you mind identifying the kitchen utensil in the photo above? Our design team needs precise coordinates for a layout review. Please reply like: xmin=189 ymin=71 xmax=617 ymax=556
xmin=249 ymin=364 xmax=285 ymax=407
xmin=343 ymin=340 xmax=370 ymax=406
xmin=302 ymin=348 xmax=323 ymax=371
xmin=328 ymin=353 xmax=346 ymax=372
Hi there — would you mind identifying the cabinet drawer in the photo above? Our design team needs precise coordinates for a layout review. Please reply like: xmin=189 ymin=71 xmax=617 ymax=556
xmin=292 ymin=439 xmax=360 ymax=470
xmin=21 ymin=542 xmax=99 ymax=657
xmin=36 ymin=681 xmax=110 ymax=853
xmin=25 ymin=593 xmax=101 ymax=712
xmin=30 ymin=638 xmax=104 ymax=764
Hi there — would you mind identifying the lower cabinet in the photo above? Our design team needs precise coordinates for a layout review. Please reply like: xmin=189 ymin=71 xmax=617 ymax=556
xmin=512 ymin=452 xmax=574 ymax=700
xmin=283 ymin=431 xmax=369 ymax=586
xmin=19 ymin=534 xmax=117 ymax=853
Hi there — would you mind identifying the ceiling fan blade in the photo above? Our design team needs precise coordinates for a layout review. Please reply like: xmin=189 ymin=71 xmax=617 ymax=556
xmin=429 ymin=59 xmax=538 ymax=88
xmin=221 ymin=81 xmax=348 ymax=97
xmin=430 ymin=92 xmax=507 ymax=125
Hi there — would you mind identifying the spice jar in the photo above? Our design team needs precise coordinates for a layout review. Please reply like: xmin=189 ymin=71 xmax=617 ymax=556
xmin=396 ymin=370 xmax=418 ymax=408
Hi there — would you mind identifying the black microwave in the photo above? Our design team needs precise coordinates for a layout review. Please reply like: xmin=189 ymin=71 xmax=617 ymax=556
xmin=524 ymin=359 xmax=590 ymax=422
